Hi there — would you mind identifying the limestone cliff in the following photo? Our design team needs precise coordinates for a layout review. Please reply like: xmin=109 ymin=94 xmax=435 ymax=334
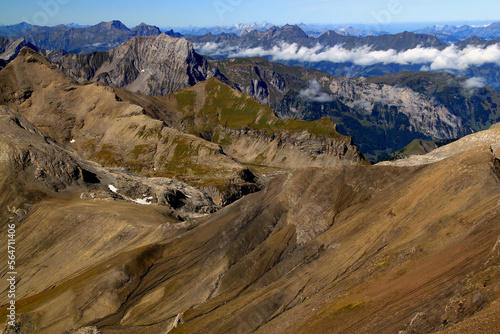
xmin=57 ymin=34 xmax=211 ymax=96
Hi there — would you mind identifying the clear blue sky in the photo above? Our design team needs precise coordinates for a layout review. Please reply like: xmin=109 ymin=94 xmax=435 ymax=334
xmin=1 ymin=0 xmax=499 ymax=28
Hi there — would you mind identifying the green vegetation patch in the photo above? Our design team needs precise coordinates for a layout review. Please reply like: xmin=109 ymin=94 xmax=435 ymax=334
xmin=173 ymin=78 xmax=342 ymax=139
xmin=135 ymin=125 xmax=163 ymax=141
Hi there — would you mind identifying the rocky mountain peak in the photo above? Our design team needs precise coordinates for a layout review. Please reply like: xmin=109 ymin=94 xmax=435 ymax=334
xmin=131 ymin=22 xmax=162 ymax=36
xmin=57 ymin=34 xmax=210 ymax=96
xmin=102 ymin=20 xmax=129 ymax=31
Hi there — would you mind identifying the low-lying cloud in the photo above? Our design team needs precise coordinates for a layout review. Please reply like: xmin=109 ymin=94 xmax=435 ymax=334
xmin=195 ymin=42 xmax=500 ymax=72
xmin=461 ymin=77 xmax=487 ymax=94
xmin=462 ymin=77 xmax=487 ymax=90
xmin=298 ymin=79 xmax=334 ymax=102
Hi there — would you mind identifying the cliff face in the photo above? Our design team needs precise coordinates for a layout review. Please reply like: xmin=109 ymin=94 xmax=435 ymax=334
xmin=0 ymin=37 xmax=40 ymax=67
xmin=57 ymin=34 xmax=212 ymax=96
xmin=324 ymin=76 xmax=465 ymax=139
xmin=213 ymin=57 xmax=500 ymax=159
xmin=216 ymin=127 xmax=360 ymax=168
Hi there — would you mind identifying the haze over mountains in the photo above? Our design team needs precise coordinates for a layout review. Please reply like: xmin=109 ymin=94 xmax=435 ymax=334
xmin=1 ymin=17 xmax=500 ymax=334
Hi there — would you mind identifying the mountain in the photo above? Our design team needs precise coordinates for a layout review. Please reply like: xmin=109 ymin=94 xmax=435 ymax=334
xmin=1 ymin=99 xmax=499 ymax=332
xmin=51 ymin=33 xmax=500 ymax=161
xmin=378 ymin=138 xmax=457 ymax=161
xmin=211 ymin=57 xmax=500 ymax=160
xmin=188 ymin=24 xmax=316 ymax=49
xmin=415 ymin=21 xmax=500 ymax=41
xmin=187 ymin=25 xmax=447 ymax=53
xmin=0 ymin=47 xmax=362 ymax=203
xmin=366 ymin=71 xmax=500 ymax=131
xmin=298 ymin=23 xmax=389 ymax=38
xmin=187 ymin=24 xmax=500 ymax=93
xmin=57 ymin=33 xmax=212 ymax=96
xmin=317 ymin=30 xmax=447 ymax=51
xmin=0 ymin=36 xmax=39 ymax=68
xmin=0 ymin=22 xmax=34 ymax=35
xmin=0 ymin=20 xmax=162 ymax=54
xmin=0 ymin=47 xmax=259 ymax=206
xmin=177 ymin=21 xmax=274 ymax=36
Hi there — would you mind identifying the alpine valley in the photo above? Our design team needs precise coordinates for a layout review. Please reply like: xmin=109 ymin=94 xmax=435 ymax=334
xmin=0 ymin=20 xmax=499 ymax=334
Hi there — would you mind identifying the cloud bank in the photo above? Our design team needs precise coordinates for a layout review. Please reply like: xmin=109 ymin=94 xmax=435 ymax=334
xmin=195 ymin=42 xmax=500 ymax=72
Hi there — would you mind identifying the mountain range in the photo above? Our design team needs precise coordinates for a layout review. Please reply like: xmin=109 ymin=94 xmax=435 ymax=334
xmin=0 ymin=49 xmax=499 ymax=331
xmin=18 ymin=32 xmax=496 ymax=161
xmin=415 ymin=22 xmax=500 ymax=42
xmin=0 ymin=20 xmax=164 ymax=54
xmin=3 ymin=20 xmax=500 ymax=92
xmin=1 ymin=19 xmax=500 ymax=334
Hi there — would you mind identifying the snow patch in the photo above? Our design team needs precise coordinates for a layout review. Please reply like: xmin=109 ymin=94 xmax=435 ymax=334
xmin=108 ymin=184 xmax=118 ymax=193
xmin=132 ymin=196 xmax=153 ymax=205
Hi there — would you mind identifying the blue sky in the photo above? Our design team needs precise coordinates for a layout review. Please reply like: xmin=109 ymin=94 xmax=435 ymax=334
xmin=1 ymin=0 xmax=499 ymax=28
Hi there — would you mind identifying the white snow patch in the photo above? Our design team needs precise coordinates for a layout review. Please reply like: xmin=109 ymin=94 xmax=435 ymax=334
xmin=70 ymin=139 xmax=76 ymax=143
xmin=133 ymin=196 xmax=153 ymax=205
xmin=108 ymin=184 xmax=118 ymax=193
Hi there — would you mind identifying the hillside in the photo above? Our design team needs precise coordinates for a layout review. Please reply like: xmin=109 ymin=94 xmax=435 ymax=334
xmin=0 ymin=111 xmax=499 ymax=333
xmin=0 ymin=48 xmax=362 ymax=202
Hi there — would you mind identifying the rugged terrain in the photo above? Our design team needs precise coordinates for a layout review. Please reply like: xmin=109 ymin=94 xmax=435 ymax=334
xmin=212 ymin=57 xmax=500 ymax=159
xmin=0 ymin=47 xmax=362 ymax=203
xmin=0 ymin=21 xmax=162 ymax=54
xmin=0 ymin=27 xmax=499 ymax=334
xmin=0 ymin=108 xmax=499 ymax=333
xmin=40 ymin=32 xmax=500 ymax=160
xmin=57 ymin=34 xmax=211 ymax=96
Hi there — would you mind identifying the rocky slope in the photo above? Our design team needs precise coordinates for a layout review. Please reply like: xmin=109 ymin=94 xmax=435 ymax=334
xmin=163 ymin=77 xmax=362 ymax=168
xmin=1 ymin=117 xmax=499 ymax=333
xmin=46 ymin=34 xmax=500 ymax=160
xmin=0 ymin=48 xmax=363 ymax=203
xmin=0 ymin=47 xmax=260 ymax=206
xmin=0 ymin=37 xmax=40 ymax=68
xmin=57 ymin=33 xmax=212 ymax=96
xmin=8 ymin=31 xmax=495 ymax=160
xmin=377 ymin=122 xmax=500 ymax=167
xmin=0 ymin=105 xmax=217 ymax=218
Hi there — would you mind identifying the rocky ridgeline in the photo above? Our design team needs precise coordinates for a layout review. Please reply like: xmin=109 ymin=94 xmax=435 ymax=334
xmin=57 ymin=34 xmax=212 ymax=96
xmin=0 ymin=105 xmax=218 ymax=218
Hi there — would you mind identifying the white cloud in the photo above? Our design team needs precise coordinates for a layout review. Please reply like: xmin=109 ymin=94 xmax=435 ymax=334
xmin=462 ymin=77 xmax=487 ymax=90
xmin=298 ymin=79 xmax=334 ymax=102
xmin=461 ymin=77 xmax=487 ymax=94
xmin=195 ymin=42 xmax=500 ymax=72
